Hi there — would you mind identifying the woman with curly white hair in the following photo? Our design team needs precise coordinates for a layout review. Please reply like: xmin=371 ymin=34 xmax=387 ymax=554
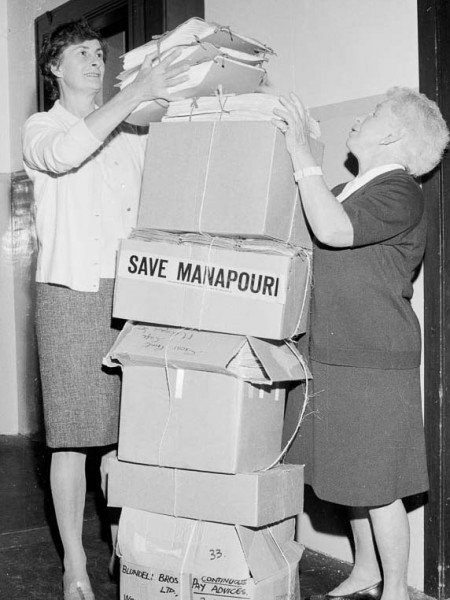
xmin=273 ymin=87 xmax=449 ymax=600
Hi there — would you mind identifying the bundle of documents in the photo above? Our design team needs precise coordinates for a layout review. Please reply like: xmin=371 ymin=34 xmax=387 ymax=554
xmin=118 ymin=18 xmax=275 ymax=125
xmin=121 ymin=17 xmax=273 ymax=71
xmin=161 ymin=93 xmax=321 ymax=138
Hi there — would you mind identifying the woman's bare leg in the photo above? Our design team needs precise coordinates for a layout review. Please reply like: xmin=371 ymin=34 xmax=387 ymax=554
xmin=326 ymin=507 xmax=382 ymax=596
xmin=50 ymin=450 xmax=90 ymax=586
xmin=100 ymin=448 xmax=119 ymax=576
xmin=369 ymin=499 xmax=410 ymax=600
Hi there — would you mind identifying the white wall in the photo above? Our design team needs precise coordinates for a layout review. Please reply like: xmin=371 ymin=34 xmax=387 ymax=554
xmin=8 ymin=0 xmax=64 ymax=172
xmin=0 ymin=0 xmax=17 ymax=433
xmin=1 ymin=0 xmax=11 ymax=172
xmin=205 ymin=0 xmax=423 ymax=589
xmin=0 ymin=0 xmax=64 ymax=434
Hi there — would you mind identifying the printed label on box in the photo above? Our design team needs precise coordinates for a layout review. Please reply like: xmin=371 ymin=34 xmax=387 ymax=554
xmin=117 ymin=250 xmax=287 ymax=304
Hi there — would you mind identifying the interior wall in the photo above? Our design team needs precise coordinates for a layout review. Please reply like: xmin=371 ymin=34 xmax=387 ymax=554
xmin=205 ymin=0 xmax=424 ymax=589
xmin=8 ymin=0 xmax=64 ymax=173
xmin=0 ymin=0 xmax=18 ymax=434
xmin=1 ymin=0 xmax=65 ymax=436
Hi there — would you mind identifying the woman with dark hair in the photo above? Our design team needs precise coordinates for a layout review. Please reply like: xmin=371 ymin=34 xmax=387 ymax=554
xmin=22 ymin=19 xmax=188 ymax=600
xmin=273 ymin=88 xmax=448 ymax=600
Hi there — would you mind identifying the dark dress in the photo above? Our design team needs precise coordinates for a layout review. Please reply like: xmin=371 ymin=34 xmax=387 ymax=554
xmin=295 ymin=169 xmax=429 ymax=507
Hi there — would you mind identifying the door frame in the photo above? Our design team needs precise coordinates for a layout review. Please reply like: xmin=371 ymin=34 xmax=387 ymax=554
xmin=418 ymin=1 xmax=450 ymax=597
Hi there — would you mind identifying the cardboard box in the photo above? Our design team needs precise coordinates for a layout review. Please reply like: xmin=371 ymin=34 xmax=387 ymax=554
xmin=104 ymin=322 xmax=309 ymax=473
xmin=107 ymin=457 xmax=304 ymax=527
xmin=118 ymin=365 xmax=285 ymax=473
xmin=105 ymin=321 xmax=308 ymax=384
xmin=118 ymin=508 xmax=303 ymax=600
xmin=137 ymin=121 xmax=323 ymax=249
xmin=113 ymin=233 xmax=312 ymax=339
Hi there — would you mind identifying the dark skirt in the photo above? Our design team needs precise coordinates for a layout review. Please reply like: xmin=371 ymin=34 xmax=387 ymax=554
xmin=293 ymin=360 xmax=429 ymax=507
xmin=35 ymin=279 xmax=123 ymax=448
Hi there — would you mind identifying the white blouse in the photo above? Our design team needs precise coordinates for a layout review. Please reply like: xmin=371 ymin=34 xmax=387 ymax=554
xmin=22 ymin=100 xmax=147 ymax=292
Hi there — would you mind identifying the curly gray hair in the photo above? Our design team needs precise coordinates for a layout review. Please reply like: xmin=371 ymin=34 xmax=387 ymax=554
xmin=386 ymin=87 xmax=449 ymax=177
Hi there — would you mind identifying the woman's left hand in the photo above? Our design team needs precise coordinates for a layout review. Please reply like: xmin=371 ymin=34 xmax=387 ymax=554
xmin=272 ymin=93 xmax=312 ymax=159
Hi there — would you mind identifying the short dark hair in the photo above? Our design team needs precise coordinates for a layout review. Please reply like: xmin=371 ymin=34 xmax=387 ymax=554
xmin=39 ymin=19 xmax=108 ymax=101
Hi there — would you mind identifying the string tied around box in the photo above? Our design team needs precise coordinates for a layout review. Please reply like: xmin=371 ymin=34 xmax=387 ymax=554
xmin=197 ymin=233 xmax=220 ymax=331
xmin=157 ymin=327 xmax=191 ymax=466
xmin=261 ymin=343 xmax=310 ymax=472
xmin=214 ymin=85 xmax=231 ymax=120
xmin=180 ymin=519 xmax=200 ymax=600
xmin=196 ymin=118 xmax=217 ymax=235
xmin=188 ymin=97 xmax=199 ymax=121
xmin=292 ymin=248 xmax=312 ymax=338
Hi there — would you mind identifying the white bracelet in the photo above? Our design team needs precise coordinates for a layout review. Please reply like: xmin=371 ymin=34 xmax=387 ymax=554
xmin=293 ymin=166 xmax=323 ymax=182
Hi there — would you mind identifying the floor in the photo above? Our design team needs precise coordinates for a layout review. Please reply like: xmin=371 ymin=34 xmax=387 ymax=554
xmin=0 ymin=435 xmax=436 ymax=600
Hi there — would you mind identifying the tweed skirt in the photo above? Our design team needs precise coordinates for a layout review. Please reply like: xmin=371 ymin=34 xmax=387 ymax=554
xmin=35 ymin=280 xmax=123 ymax=448
xmin=290 ymin=360 xmax=429 ymax=507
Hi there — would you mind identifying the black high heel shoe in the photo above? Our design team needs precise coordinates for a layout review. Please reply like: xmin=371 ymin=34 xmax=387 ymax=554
xmin=307 ymin=580 xmax=383 ymax=600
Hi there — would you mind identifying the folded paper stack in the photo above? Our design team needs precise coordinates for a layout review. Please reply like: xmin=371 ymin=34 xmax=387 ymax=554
xmin=117 ymin=17 xmax=275 ymax=125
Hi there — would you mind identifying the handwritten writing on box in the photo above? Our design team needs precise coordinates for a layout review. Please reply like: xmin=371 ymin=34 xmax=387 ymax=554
xmin=138 ymin=327 xmax=202 ymax=358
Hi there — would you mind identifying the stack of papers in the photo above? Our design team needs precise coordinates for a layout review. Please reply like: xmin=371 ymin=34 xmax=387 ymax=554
xmin=118 ymin=18 xmax=275 ymax=125
xmin=162 ymin=93 xmax=321 ymax=138
xmin=121 ymin=17 xmax=273 ymax=71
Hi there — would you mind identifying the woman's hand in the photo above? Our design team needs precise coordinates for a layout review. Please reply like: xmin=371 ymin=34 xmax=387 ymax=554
xmin=272 ymin=93 xmax=314 ymax=165
xmin=130 ymin=49 xmax=190 ymax=102
xmin=273 ymin=92 xmax=354 ymax=247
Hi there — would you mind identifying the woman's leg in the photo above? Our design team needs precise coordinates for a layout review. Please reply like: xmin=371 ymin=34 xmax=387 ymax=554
xmin=50 ymin=450 xmax=89 ymax=584
xmin=369 ymin=499 xmax=410 ymax=600
xmin=99 ymin=448 xmax=120 ymax=576
xmin=326 ymin=507 xmax=382 ymax=596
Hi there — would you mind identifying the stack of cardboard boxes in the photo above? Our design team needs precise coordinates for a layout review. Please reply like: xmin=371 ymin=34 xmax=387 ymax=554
xmin=105 ymin=19 xmax=324 ymax=600
xmin=105 ymin=114 xmax=323 ymax=599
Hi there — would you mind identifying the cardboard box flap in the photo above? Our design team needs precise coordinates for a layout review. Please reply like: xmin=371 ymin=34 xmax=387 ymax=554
xmin=236 ymin=526 xmax=300 ymax=584
xmin=247 ymin=337 xmax=310 ymax=382
xmin=105 ymin=322 xmax=308 ymax=383
xmin=185 ymin=521 xmax=250 ymax=579
xmin=105 ymin=321 xmax=247 ymax=373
